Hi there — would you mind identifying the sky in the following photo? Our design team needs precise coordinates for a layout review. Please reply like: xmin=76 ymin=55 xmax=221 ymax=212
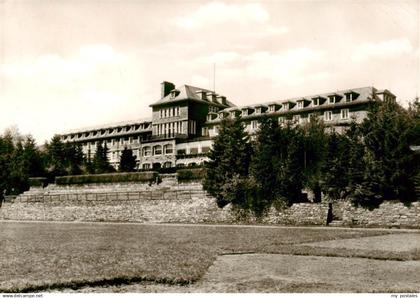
xmin=0 ymin=0 xmax=419 ymax=143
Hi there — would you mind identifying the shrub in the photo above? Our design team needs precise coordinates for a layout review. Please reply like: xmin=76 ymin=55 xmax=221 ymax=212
xmin=177 ymin=168 xmax=206 ymax=181
xmin=28 ymin=177 xmax=47 ymax=188
xmin=55 ymin=171 xmax=159 ymax=185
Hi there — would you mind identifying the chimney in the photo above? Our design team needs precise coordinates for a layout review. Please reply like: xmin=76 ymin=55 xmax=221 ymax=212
xmin=217 ymin=95 xmax=227 ymax=105
xmin=206 ymin=92 xmax=217 ymax=102
xmin=161 ymin=81 xmax=175 ymax=99
xmin=195 ymin=90 xmax=207 ymax=100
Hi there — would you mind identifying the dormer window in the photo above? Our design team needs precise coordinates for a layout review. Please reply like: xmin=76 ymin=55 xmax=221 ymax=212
xmin=170 ymin=89 xmax=180 ymax=99
xmin=297 ymin=101 xmax=304 ymax=109
xmin=255 ymin=107 xmax=261 ymax=114
xmin=269 ymin=105 xmax=276 ymax=112
xmin=242 ymin=109 xmax=248 ymax=116
xmin=313 ymin=98 xmax=319 ymax=106
xmin=283 ymin=103 xmax=289 ymax=111
xmin=329 ymin=94 xmax=343 ymax=104
xmin=345 ymin=91 xmax=359 ymax=102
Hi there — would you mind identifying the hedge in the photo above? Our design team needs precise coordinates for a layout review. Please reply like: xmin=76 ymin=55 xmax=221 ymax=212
xmin=177 ymin=168 xmax=206 ymax=181
xmin=55 ymin=172 xmax=159 ymax=185
xmin=29 ymin=177 xmax=48 ymax=188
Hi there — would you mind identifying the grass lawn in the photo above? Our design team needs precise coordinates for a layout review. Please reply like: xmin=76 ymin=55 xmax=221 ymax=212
xmin=0 ymin=221 xmax=417 ymax=292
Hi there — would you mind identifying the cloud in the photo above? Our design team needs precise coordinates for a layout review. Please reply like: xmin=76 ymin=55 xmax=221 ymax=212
xmin=190 ymin=75 xmax=211 ymax=89
xmin=1 ymin=44 xmax=126 ymax=88
xmin=195 ymin=51 xmax=242 ymax=64
xmin=352 ymin=38 xmax=414 ymax=61
xmin=175 ymin=1 xmax=270 ymax=29
xmin=0 ymin=44 xmax=149 ymax=142
xmin=244 ymin=48 xmax=328 ymax=85
xmin=256 ymin=25 xmax=289 ymax=37
xmin=195 ymin=48 xmax=327 ymax=86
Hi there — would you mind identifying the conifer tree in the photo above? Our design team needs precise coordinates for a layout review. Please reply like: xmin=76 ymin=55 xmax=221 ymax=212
xmin=0 ymin=135 xmax=14 ymax=197
xmin=204 ymin=118 xmax=253 ymax=207
xmin=321 ymin=132 xmax=349 ymax=201
xmin=84 ymin=148 xmax=95 ymax=174
xmin=63 ymin=142 xmax=84 ymax=175
xmin=352 ymin=100 xmax=418 ymax=205
xmin=301 ymin=116 xmax=328 ymax=202
xmin=250 ymin=117 xmax=282 ymax=213
xmin=46 ymin=135 xmax=66 ymax=177
xmin=92 ymin=142 xmax=113 ymax=174
xmin=119 ymin=147 xmax=137 ymax=172
xmin=277 ymin=125 xmax=305 ymax=205
xmin=22 ymin=136 xmax=45 ymax=178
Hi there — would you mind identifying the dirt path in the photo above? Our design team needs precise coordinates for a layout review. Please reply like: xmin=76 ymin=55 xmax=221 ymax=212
xmin=195 ymin=254 xmax=420 ymax=292
xmin=298 ymin=233 xmax=420 ymax=252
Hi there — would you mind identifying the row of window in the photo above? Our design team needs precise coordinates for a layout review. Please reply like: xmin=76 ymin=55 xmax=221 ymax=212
xmin=246 ymin=109 xmax=350 ymax=129
xmin=154 ymin=120 xmax=196 ymax=136
xmin=210 ymin=94 xmax=357 ymax=121
xmin=142 ymin=144 xmax=173 ymax=156
xmin=141 ymin=145 xmax=211 ymax=157
xmin=155 ymin=121 xmax=184 ymax=136
xmin=80 ymin=136 xmax=142 ymax=148
xmin=142 ymin=161 xmax=173 ymax=170
xmin=141 ymin=161 xmax=202 ymax=170
xmin=159 ymin=107 xmax=180 ymax=119
xmin=65 ymin=124 xmax=149 ymax=140
xmin=176 ymin=147 xmax=210 ymax=155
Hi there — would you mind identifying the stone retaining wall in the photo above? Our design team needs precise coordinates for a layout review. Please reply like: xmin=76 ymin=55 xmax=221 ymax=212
xmin=2 ymin=179 xmax=418 ymax=228
xmin=0 ymin=180 xmax=329 ymax=225
xmin=342 ymin=201 xmax=420 ymax=228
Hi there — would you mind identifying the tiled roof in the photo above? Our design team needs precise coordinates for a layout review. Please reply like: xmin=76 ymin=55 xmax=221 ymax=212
xmin=62 ymin=117 xmax=152 ymax=135
xmin=150 ymin=84 xmax=235 ymax=107
xmin=221 ymin=86 xmax=376 ymax=112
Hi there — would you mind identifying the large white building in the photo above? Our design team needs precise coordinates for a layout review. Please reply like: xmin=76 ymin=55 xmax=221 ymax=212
xmin=60 ymin=81 xmax=396 ymax=170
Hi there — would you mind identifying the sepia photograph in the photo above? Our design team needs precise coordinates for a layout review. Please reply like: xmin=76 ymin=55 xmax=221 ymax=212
xmin=0 ymin=0 xmax=419 ymax=295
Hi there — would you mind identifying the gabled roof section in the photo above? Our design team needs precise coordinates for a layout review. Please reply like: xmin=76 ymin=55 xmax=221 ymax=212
xmin=150 ymin=84 xmax=235 ymax=108
xmin=62 ymin=118 xmax=152 ymax=135
xmin=220 ymin=86 xmax=376 ymax=112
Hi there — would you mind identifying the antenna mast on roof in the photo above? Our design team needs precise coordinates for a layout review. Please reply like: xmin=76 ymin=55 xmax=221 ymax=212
xmin=213 ymin=63 xmax=216 ymax=92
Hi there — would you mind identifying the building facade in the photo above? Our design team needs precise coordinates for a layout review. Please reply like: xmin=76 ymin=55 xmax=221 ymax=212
xmin=60 ymin=81 xmax=396 ymax=169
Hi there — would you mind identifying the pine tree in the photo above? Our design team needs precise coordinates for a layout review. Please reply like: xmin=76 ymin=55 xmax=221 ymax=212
xmin=204 ymin=118 xmax=253 ymax=207
xmin=92 ymin=142 xmax=113 ymax=174
xmin=302 ymin=116 xmax=328 ymax=202
xmin=46 ymin=135 xmax=66 ymax=178
xmin=119 ymin=147 xmax=137 ymax=172
xmin=0 ymin=134 xmax=15 ymax=196
xmin=321 ymin=132 xmax=349 ymax=201
xmin=22 ymin=136 xmax=45 ymax=178
xmin=353 ymin=100 xmax=418 ymax=205
xmin=63 ymin=142 xmax=85 ymax=175
xmin=277 ymin=125 xmax=305 ymax=205
xmin=250 ymin=117 xmax=282 ymax=214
